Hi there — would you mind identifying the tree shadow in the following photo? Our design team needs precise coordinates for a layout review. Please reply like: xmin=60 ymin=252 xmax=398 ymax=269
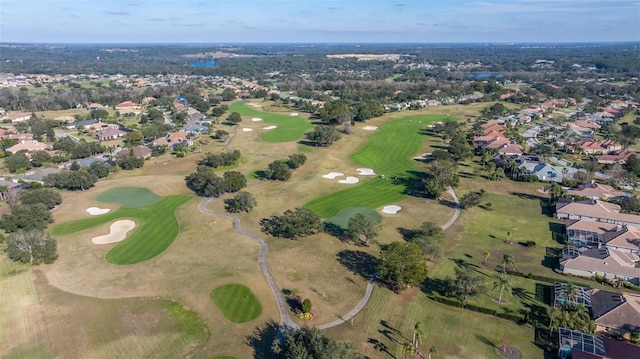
xmin=297 ymin=140 xmax=318 ymax=147
xmin=323 ymin=221 xmax=345 ymax=239
xmin=398 ymin=170 xmax=427 ymax=198
xmin=512 ymin=287 xmax=534 ymax=302
xmin=541 ymin=247 xmax=561 ymax=270
xmin=476 ymin=334 xmax=497 ymax=348
xmin=368 ymin=338 xmax=394 ymax=358
xmin=282 ymin=289 xmax=302 ymax=314
xmin=397 ymin=227 xmax=420 ymax=241
xmin=336 ymin=250 xmax=378 ymax=279
xmin=548 ymin=222 xmax=566 ymax=244
xmin=246 ymin=319 xmax=281 ymax=359
xmin=380 ymin=319 xmax=403 ymax=337
xmin=439 ymin=198 xmax=459 ymax=210
xmin=421 ymin=277 xmax=450 ymax=297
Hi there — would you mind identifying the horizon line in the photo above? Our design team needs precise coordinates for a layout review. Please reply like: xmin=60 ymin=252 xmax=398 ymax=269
xmin=2 ymin=41 xmax=639 ymax=46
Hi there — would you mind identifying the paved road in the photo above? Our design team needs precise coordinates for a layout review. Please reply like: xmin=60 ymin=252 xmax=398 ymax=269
xmin=441 ymin=186 xmax=461 ymax=230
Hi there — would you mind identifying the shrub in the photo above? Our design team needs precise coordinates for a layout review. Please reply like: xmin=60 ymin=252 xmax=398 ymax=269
xmin=224 ymin=192 xmax=257 ymax=213
xmin=302 ymin=298 xmax=312 ymax=313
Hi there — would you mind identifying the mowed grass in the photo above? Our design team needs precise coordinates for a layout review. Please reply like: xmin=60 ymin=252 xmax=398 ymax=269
xmin=51 ymin=195 xmax=191 ymax=265
xmin=325 ymin=207 xmax=381 ymax=229
xmin=305 ymin=115 xmax=451 ymax=217
xmin=96 ymin=187 xmax=161 ymax=208
xmin=210 ymin=284 xmax=262 ymax=323
xmin=229 ymin=101 xmax=313 ymax=142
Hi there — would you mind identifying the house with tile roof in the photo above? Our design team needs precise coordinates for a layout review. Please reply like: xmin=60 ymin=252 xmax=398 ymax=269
xmin=560 ymin=247 xmax=640 ymax=285
xmin=556 ymin=200 xmax=640 ymax=228
xmin=98 ymin=128 xmax=126 ymax=141
xmin=568 ymin=182 xmax=628 ymax=201
xmin=520 ymin=162 xmax=577 ymax=182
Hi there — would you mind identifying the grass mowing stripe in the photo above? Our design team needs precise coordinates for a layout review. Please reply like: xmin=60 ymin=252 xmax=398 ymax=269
xmin=305 ymin=115 xmax=451 ymax=218
xmin=51 ymin=195 xmax=191 ymax=265
xmin=229 ymin=101 xmax=313 ymax=142
xmin=210 ymin=284 xmax=262 ymax=323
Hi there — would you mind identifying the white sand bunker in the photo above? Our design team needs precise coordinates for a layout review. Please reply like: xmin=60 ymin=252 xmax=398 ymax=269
xmin=382 ymin=205 xmax=402 ymax=214
xmin=290 ymin=112 xmax=299 ymax=116
xmin=322 ymin=172 xmax=344 ymax=179
xmin=86 ymin=207 xmax=110 ymax=215
xmin=251 ymin=117 xmax=263 ymax=122
xmin=338 ymin=176 xmax=360 ymax=184
xmin=242 ymin=128 xmax=254 ymax=132
xmin=363 ymin=126 xmax=378 ymax=131
xmin=92 ymin=220 xmax=136 ymax=244
xmin=356 ymin=168 xmax=376 ymax=175
xmin=263 ymin=125 xmax=277 ymax=130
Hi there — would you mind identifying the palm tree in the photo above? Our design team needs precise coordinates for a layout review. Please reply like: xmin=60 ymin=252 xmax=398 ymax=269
xmin=428 ymin=345 xmax=438 ymax=359
xmin=494 ymin=167 xmax=505 ymax=181
xmin=558 ymin=282 xmax=580 ymax=308
xmin=548 ymin=306 xmax=562 ymax=335
xmin=501 ymin=253 xmax=515 ymax=273
xmin=412 ymin=322 xmax=424 ymax=350
xmin=544 ymin=181 xmax=565 ymax=204
xmin=483 ymin=251 xmax=491 ymax=264
xmin=493 ymin=275 xmax=513 ymax=303
xmin=402 ymin=342 xmax=415 ymax=359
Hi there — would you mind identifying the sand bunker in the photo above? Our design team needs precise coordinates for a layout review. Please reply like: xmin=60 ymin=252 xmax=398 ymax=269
xmin=92 ymin=220 xmax=136 ymax=244
xmin=242 ymin=128 xmax=254 ymax=132
xmin=382 ymin=205 xmax=402 ymax=214
xmin=251 ymin=117 xmax=263 ymax=122
xmin=322 ymin=172 xmax=344 ymax=179
xmin=86 ymin=207 xmax=110 ymax=215
xmin=356 ymin=168 xmax=376 ymax=175
xmin=338 ymin=176 xmax=360 ymax=184
xmin=362 ymin=126 xmax=378 ymax=131
xmin=263 ymin=125 xmax=277 ymax=130
xmin=290 ymin=112 xmax=299 ymax=116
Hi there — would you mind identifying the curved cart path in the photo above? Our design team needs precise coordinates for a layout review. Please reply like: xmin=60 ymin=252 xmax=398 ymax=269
xmin=196 ymin=186 xmax=460 ymax=330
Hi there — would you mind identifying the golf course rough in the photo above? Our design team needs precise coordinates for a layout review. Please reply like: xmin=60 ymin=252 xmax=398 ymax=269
xmin=210 ymin=284 xmax=262 ymax=323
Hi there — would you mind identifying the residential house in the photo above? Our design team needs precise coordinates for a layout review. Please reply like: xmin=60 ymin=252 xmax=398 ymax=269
xmin=6 ymin=112 xmax=32 ymax=123
xmin=574 ymin=119 xmax=601 ymax=129
xmin=87 ymin=103 xmax=104 ymax=110
xmin=98 ymin=128 xmax=126 ymax=141
xmin=182 ymin=124 xmax=209 ymax=134
xmin=65 ymin=119 xmax=99 ymax=130
xmin=519 ymin=162 xmax=577 ymax=182
xmin=560 ymin=246 xmax=640 ymax=285
xmin=114 ymin=101 xmax=141 ymax=115
xmin=87 ymin=121 xmax=120 ymax=132
xmin=579 ymin=139 xmax=622 ymax=155
xmin=565 ymin=219 xmax=619 ymax=247
xmin=587 ymin=290 xmax=640 ymax=334
xmin=116 ymin=146 xmax=152 ymax=159
xmin=567 ymin=123 xmax=595 ymax=139
xmin=141 ymin=96 xmax=157 ymax=105
xmin=10 ymin=167 xmax=63 ymax=184
xmin=597 ymin=150 xmax=636 ymax=165
xmin=152 ymin=131 xmax=193 ymax=148
xmin=0 ymin=179 xmax=25 ymax=201
xmin=6 ymin=140 xmax=50 ymax=154
xmin=558 ymin=329 xmax=640 ymax=359
xmin=568 ymin=182 xmax=628 ymax=201
xmin=556 ymin=200 xmax=640 ymax=228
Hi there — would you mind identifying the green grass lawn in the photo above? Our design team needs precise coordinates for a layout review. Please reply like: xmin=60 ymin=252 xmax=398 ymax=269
xmin=210 ymin=284 xmax=262 ymax=323
xmin=51 ymin=195 xmax=190 ymax=265
xmin=229 ymin=101 xmax=313 ymax=142
xmin=324 ymin=207 xmax=381 ymax=229
xmin=96 ymin=187 xmax=162 ymax=208
xmin=305 ymin=115 xmax=451 ymax=218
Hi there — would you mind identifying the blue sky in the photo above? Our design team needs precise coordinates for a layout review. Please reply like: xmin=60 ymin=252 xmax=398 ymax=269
xmin=1 ymin=0 xmax=638 ymax=43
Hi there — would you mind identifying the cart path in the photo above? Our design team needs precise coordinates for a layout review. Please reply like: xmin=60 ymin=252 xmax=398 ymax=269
xmin=196 ymin=186 xmax=460 ymax=330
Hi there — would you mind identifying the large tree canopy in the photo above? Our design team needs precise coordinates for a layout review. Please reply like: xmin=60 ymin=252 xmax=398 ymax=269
xmin=6 ymin=230 xmax=58 ymax=265
xmin=260 ymin=208 xmax=321 ymax=239
xmin=378 ymin=241 xmax=429 ymax=292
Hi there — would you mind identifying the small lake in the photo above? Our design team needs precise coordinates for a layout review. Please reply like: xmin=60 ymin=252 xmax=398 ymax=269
xmin=191 ymin=61 xmax=216 ymax=68
xmin=467 ymin=73 xmax=502 ymax=79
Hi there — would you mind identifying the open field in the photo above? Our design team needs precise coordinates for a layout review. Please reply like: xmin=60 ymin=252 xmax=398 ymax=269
xmin=229 ymin=101 xmax=314 ymax=142
xmin=0 ymin=269 xmax=210 ymax=359
xmin=305 ymin=114 xmax=450 ymax=218
xmin=210 ymin=284 xmax=263 ymax=323
xmin=52 ymin=195 xmax=191 ymax=264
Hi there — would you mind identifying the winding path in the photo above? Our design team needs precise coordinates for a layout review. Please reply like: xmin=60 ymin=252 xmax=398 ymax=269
xmin=198 ymin=117 xmax=461 ymax=329
xmin=196 ymin=186 xmax=460 ymax=330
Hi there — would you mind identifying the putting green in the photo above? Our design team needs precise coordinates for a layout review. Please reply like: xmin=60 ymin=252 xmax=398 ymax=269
xmin=210 ymin=284 xmax=262 ymax=323
xmin=324 ymin=207 xmax=382 ymax=229
xmin=229 ymin=101 xmax=313 ymax=142
xmin=52 ymin=195 xmax=191 ymax=265
xmin=305 ymin=115 xmax=452 ymax=218
xmin=96 ymin=187 xmax=161 ymax=208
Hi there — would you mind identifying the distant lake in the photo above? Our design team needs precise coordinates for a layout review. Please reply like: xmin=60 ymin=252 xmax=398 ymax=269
xmin=467 ymin=73 xmax=502 ymax=79
xmin=191 ymin=60 xmax=216 ymax=68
